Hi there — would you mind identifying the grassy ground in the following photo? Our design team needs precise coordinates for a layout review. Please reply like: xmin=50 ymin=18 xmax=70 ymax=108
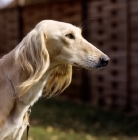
xmin=22 ymin=98 xmax=138 ymax=140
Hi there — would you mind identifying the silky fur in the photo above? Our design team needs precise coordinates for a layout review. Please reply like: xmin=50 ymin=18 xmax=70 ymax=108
xmin=0 ymin=20 xmax=109 ymax=140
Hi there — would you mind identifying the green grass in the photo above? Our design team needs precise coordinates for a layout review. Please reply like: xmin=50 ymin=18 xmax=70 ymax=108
xmin=22 ymin=98 xmax=138 ymax=140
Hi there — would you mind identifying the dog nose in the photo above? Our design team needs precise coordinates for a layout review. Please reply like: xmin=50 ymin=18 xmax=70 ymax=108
xmin=100 ymin=56 xmax=109 ymax=66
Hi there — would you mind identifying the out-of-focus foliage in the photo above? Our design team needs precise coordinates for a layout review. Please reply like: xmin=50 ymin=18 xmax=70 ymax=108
xmin=22 ymin=98 xmax=138 ymax=140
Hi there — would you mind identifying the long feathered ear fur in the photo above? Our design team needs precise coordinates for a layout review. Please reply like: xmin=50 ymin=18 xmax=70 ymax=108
xmin=15 ymin=29 xmax=50 ymax=96
xmin=44 ymin=64 xmax=72 ymax=98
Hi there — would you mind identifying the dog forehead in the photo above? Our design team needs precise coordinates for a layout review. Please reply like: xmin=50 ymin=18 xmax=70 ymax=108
xmin=37 ymin=20 xmax=81 ymax=33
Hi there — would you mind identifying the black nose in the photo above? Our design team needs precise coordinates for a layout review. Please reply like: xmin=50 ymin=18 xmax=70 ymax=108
xmin=100 ymin=56 xmax=109 ymax=66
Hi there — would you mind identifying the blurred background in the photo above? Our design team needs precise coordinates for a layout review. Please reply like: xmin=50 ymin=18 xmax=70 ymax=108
xmin=0 ymin=0 xmax=138 ymax=140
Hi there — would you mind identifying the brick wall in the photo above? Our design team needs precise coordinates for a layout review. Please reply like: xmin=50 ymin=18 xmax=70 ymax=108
xmin=22 ymin=0 xmax=82 ymax=35
xmin=0 ymin=8 xmax=19 ymax=56
xmin=87 ymin=0 xmax=128 ymax=109
xmin=130 ymin=0 xmax=138 ymax=110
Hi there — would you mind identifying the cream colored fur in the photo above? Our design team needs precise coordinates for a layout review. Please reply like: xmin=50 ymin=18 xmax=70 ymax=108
xmin=0 ymin=20 xmax=109 ymax=140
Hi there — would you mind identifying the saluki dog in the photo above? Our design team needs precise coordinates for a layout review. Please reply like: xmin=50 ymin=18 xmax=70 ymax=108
xmin=0 ymin=20 xmax=109 ymax=140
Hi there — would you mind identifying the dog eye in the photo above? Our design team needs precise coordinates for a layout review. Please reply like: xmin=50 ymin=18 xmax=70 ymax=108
xmin=65 ymin=33 xmax=75 ymax=39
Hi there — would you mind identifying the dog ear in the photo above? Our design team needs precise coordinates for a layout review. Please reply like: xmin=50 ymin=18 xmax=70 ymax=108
xmin=43 ymin=64 xmax=72 ymax=98
xmin=15 ymin=29 xmax=50 ymax=96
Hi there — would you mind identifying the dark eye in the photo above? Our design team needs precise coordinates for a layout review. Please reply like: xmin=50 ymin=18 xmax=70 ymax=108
xmin=65 ymin=33 xmax=75 ymax=39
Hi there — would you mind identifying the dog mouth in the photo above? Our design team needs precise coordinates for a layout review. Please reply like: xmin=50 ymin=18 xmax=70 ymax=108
xmin=73 ymin=63 xmax=80 ymax=67
xmin=73 ymin=61 xmax=109 ymax=69
xmin=72 ymin=62 xmax=98 ymax=69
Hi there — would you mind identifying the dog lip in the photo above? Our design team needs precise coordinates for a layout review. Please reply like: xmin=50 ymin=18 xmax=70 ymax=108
xmin=73 ymin=63 xmax=80 ymax=67
xmin=73 ymin=63 xmax=99 ymax=69
xmin=95 ymin=64 xmax=105 ymax=69
xmin=73 ymin=63 xmax=105 ymax=69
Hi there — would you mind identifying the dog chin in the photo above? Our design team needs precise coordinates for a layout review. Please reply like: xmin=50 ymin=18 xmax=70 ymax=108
xmin=72 ymin=63 xmax=97 ymax=70
xmin=84 ymin=64 xmax=105 ymax=70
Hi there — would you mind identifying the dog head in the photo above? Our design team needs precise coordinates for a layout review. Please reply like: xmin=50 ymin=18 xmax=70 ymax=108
xmin=36 ymin=20 xmax=109 ymax=69
xmin=15 ymin=20 xmax=109 ymax=97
